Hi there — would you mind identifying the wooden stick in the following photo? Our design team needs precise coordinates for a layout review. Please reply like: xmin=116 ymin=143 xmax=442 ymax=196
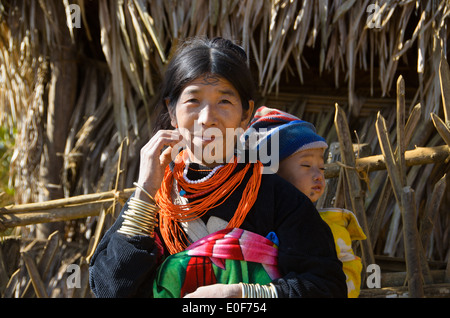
xmin=4 ymin=268 xmax=21 ymax=298
xmin=324 ymin=145 xmax=450 ymax=178
xmin=21 ymin=231 xmax=60 ymax=298
xmin=22 ymin=251 xmax=49 ymax=298
xmin=397 ymin=77 xmax=432 ymax=284
xmin=375 ymin=113 xmax=403 ymax=203
xmin=369 ymin=103 xmax=421 ymax=246
xmin=431 ymin=113 xmax=450 ymax=147
xmin=0 ymin=202 xmax=113 ymax=228
xmin=404 ymin=103 xmax=422 ymax=149
xmin=334 ymin=104 xmax=375 ymax=271
xmin=0 ymin=188 xmax=134 ymax=214
xmin=85 ymin=207 xmax=108 ymax=264
xmin=376 ymin=111 xmax=425 ymax=297
xmin=400 ymin=187 xmax=424 ymax=298
xmin=396 ymin=76 xmax=407 ymax=186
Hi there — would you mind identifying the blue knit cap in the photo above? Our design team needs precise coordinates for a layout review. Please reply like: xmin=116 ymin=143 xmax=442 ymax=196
xmin=244 ymin=106 xmax=328 ymax=163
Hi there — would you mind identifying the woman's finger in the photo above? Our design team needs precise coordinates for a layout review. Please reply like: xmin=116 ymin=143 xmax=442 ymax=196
xmin=141 ymin=130 xmax=182 ymax=154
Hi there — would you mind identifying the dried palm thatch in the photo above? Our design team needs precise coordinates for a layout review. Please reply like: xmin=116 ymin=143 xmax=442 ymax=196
xmin=0 ymin=0 xmax=449 ymax=298
xmin=0 ymin=0 xmax=448 ymax=199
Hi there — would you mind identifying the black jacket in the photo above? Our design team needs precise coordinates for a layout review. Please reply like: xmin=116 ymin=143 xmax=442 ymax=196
xmin=89 ymin=162 xmax=347 ymax=298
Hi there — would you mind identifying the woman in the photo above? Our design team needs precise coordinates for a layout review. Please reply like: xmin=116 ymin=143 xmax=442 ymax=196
xmin=89 ymin=37 xmax=347 ymax=298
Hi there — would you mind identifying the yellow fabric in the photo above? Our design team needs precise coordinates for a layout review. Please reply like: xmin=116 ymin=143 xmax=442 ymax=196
xmin=318 ymin=208 xmax=366 ymax=298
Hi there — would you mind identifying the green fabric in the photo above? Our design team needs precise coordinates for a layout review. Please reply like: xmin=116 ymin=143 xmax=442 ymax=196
xmin=153 ymin=228 xmax=280 ymax=298
xmin=153 ymin=252 xmax=273 ymax=298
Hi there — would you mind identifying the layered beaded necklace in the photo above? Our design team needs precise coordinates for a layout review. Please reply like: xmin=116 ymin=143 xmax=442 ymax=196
xmin=155 ymin=150 xmax=263 ymax=254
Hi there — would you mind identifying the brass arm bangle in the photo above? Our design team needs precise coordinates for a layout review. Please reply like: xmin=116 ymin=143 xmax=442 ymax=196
xmin=239 ymin=283 xmax=278 ymax=298
xmin=118 ymin=196 xmax=159 ymax=238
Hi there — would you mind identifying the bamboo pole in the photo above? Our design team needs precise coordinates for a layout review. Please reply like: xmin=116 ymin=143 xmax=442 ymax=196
xmin=334 ymin=104 xmax=375 ymax=272
xmin=0 ymin=188 xmax=135 ymax=214
xmin=397 ymin=77 xmax=432 ymax=284
xmin=376 ymin=112 xmax=425 ymax=297
xmin=400 ymin=187 xmax=425 ymax=297
xmin=0 ymin=202 xmax=113 ymax=229
xmin=324 ymin=145 xmax=449 ymax=178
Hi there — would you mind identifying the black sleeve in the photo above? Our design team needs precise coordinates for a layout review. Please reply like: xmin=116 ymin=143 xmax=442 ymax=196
xmin=270 ymin=177 xmax=348 ymax=298
xmin=88 ymin=193 xmax=164 ymax=298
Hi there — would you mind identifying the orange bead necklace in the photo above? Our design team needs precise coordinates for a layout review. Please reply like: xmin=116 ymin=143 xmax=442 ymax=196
xmin=155 ymin=150 xmax=263 ymax=254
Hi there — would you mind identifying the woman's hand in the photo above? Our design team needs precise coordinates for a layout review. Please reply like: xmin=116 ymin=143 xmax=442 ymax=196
xmin=136 ymin=129 xmax=183 ymax=201
xmin=183 ymin=284 xmax=242 ymax=298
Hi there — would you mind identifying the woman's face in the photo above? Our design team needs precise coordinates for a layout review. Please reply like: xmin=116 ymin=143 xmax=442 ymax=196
xmin=169 ymin=74 xmax=253 ymax=166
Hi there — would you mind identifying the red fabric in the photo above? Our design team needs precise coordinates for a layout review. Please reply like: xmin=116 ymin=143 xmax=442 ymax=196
xmin=180 ymin=256 xmax=216 ymax=297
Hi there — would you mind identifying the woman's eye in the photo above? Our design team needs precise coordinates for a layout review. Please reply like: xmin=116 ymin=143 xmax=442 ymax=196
xmin=300 ymin=164 xmax=311 ymax=168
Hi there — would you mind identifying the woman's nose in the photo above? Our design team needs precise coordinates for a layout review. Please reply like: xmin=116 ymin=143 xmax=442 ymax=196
xmin=197 ymin=104 xmax=218 ymax=127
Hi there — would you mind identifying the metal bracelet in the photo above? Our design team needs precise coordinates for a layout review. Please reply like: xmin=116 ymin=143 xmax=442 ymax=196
xmin=118 ymin=196 xmax=159 ymax=237
xmin=239 ymin=283 xmax=278 ymax=298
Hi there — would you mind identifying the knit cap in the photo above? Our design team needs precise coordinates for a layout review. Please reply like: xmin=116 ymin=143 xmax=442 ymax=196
xmin=244 ymin=106 xmax=328 ymax=163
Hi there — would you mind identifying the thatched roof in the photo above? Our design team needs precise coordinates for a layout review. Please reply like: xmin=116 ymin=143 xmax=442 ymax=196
xmin=1 ymin=0 xmax=448 ymax=198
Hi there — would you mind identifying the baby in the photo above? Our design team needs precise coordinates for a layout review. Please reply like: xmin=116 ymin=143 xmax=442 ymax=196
xmin=246 ymin=106 xmax=366 ymax=298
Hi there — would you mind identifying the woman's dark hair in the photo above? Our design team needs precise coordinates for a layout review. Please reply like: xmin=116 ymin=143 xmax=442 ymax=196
xmin=153 ymin=37 xmax=256 ymax=132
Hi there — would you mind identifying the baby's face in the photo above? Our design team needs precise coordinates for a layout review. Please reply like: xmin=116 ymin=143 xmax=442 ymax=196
xmin=277 ymin=148 xmax=325 ymax=202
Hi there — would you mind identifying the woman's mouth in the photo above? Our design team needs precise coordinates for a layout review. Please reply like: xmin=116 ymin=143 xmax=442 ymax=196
xmin=201 ymin=135 xmax=216 ymax=144
xmin=193 ymin=134 xmax=217 ymax=145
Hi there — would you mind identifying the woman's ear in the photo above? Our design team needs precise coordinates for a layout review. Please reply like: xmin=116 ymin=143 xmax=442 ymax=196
xmin=241 ymin=100 xmax=255 ymax=128
xmin=166 ymin=98 xmax=178 ymax=128
xmin=170 ymin=115 xmax=178 ymax=128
